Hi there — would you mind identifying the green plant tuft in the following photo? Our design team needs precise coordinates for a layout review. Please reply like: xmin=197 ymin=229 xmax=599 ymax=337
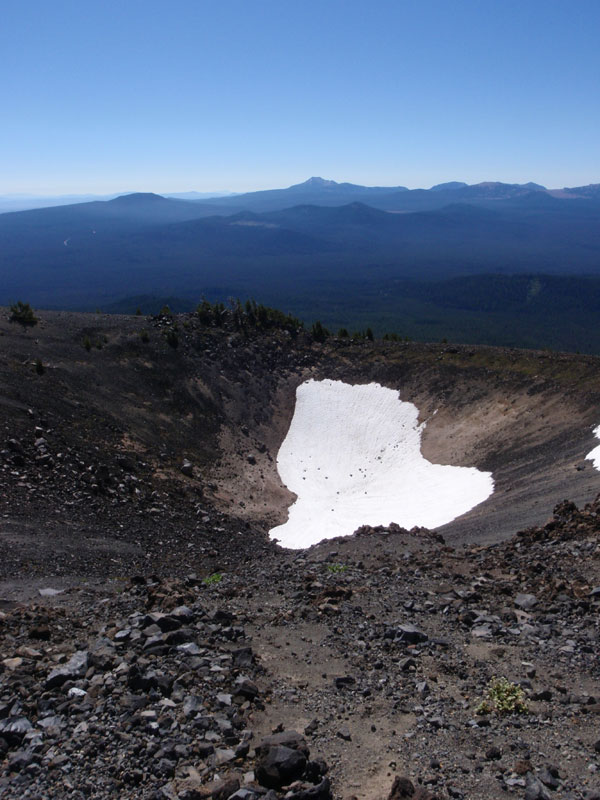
xmin=476 ymin=676 xmax=528 ymax=716
xmin=202 ymin=572 xmax=222 ymax=586
xmin=326 ymin=563 xmax=348 ymax=573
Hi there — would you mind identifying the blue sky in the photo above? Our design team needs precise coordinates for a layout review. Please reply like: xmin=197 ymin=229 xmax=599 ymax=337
xmin=2 ymin=0 xmax=599 ymax=194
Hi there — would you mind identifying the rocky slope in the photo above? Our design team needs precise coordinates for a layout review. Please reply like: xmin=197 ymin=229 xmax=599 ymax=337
xmin=1 ymin=307 xmax=600 ymax=798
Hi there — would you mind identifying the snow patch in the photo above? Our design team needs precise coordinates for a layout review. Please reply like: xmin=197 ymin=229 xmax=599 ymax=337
xmin=586 ymin=425 xmax=600 ymax=469
xmin=269 ymin=379 xmax=494 ymax=549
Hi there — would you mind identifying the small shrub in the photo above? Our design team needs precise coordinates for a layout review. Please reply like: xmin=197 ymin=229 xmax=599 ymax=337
xmin=311 ymin=320 xmax=329 ymax=343
xmin=9 ymin=301 xmax=38 ymax=327
xmin=477 ymin=677 xmax=528 ymax=716
xmin=83 ymin=335 xmax=92 ymax=352
xmin=382 ymin=332 xmax=408 ymax=342
xmin=327 ymin=563 xmax=348 ymax=574
xmin=139 ymin=329 xmax=149 ymax=343
xmin=202 ymin=572 xmax=222 ymax=586
xmin=135 ymin=307 xmax=142 ymax=316
xmin=197 ymin=299 xmax=214 ymax=325
xmin=34 ymin=358 xmax=44 ymax=375
xmin=338 ymin=328 xmax=349 ymax=338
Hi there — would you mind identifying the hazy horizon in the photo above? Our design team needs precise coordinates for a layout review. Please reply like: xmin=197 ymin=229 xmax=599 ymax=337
xmin=2 ymin=174 xmax=599 ymax=204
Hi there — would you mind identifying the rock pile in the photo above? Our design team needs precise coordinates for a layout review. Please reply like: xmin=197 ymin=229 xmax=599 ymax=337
xmin=0 ymin=575 xmax=332 ymax=799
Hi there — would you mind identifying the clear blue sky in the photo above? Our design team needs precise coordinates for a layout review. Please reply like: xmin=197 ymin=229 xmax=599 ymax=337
xmin=2 ymin=0 xmax=599 ymax=194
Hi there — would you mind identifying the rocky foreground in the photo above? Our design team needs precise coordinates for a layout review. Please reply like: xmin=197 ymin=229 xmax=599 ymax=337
xmin=1 ymin=497 xmax=600 ymax=799
xmin=2 ymin=308 xmax=600 ymax=798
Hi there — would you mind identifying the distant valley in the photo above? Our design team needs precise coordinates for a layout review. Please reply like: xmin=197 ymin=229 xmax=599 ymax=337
xmin=1 ymin=177 xmax=600 ymax=352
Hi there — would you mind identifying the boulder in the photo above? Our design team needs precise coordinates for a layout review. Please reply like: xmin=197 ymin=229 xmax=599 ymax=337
xmin=256 ymin=745 xmax=307 ymax=788
xmin=397 ymin=624 xmax=428 ymax=644
xmin=45 ymin=650 xmax=89 ymax=690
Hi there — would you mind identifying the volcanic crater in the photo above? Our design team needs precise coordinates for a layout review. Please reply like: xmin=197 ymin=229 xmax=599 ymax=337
xmin=1 ymin=309 xmax=600 ymax=799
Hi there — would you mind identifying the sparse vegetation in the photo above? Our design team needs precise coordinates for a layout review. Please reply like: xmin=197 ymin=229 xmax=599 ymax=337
xmin=241 ymin=299 xmax=302 ymax=335
xmin=83 ymin=335 xmax=92 ymax=351
xmin=326 ymin=563 xmax=348 ymax=573
xmin=139 ymin=329 xmax=149 ymax=343
xmin=34 ymin=358 xmax=44 ymax=375
xmin=196 ymin=297 xmax=302 ymax=336
xmin=197 ymin=299 xmax=226 ymax=326
xmin=9 ymin=301 xmax=38 ymax=327
xmin=382 ymin=332 xmax=410 ymax=342
xmin=311 ymin=320 xmax=329 ymax=343
xmin=202 ymin=572 xmax=223 ymax=586
xmin=476 ymin=677 xmax=528 ymax=716
xmin=349 ymin=328 xmax=375 ymax=341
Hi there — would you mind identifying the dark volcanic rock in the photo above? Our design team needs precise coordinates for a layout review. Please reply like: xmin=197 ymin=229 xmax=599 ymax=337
xmin=256 ymin=730 xmax=310 ymax=757
xmin=525 ymin=773 xmax=553 ymax=800
xmin=388 ymin=776 xmax=415 ymax=798
xmin=44 ymin=650 xmax=89 ymax=689
xmin=396 ymin=624 xmax=428 ymax=644
xmin=256 ymin=745 xmax=308 ymax=788
xmin=287 ymin=778 xmax=332 ymax=800
xmin=0 ymin=717 xmax=32 ymax=746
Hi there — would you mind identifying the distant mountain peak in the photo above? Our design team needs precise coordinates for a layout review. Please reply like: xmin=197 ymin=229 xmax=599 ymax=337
xmin=429 ymin=181 xmax=468 ymax=192
xmin=108 ymin=192 xmax=168 ymax=204
xmin=306 ymin=177 xmax=338 ymax=186
xmin=474 ymin=182 xmax=505 ymax=188
xmin=291 ymin=177 xmax=339 ymax=189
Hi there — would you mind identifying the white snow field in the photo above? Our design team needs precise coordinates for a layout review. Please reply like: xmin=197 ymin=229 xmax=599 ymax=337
xmin=269 ymin=379 xmax=494 ymax=549
xmin=587 ymin=425 xmax=600 ymax=469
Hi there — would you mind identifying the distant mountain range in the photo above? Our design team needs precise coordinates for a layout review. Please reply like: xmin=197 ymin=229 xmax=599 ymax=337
xmin=3 ymin=176 xmax=599 ymax=216
xmin=1 ymin=177 xmax=600 ymax=352
xmin=186 ymin=176 xmax=566 ymax=214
